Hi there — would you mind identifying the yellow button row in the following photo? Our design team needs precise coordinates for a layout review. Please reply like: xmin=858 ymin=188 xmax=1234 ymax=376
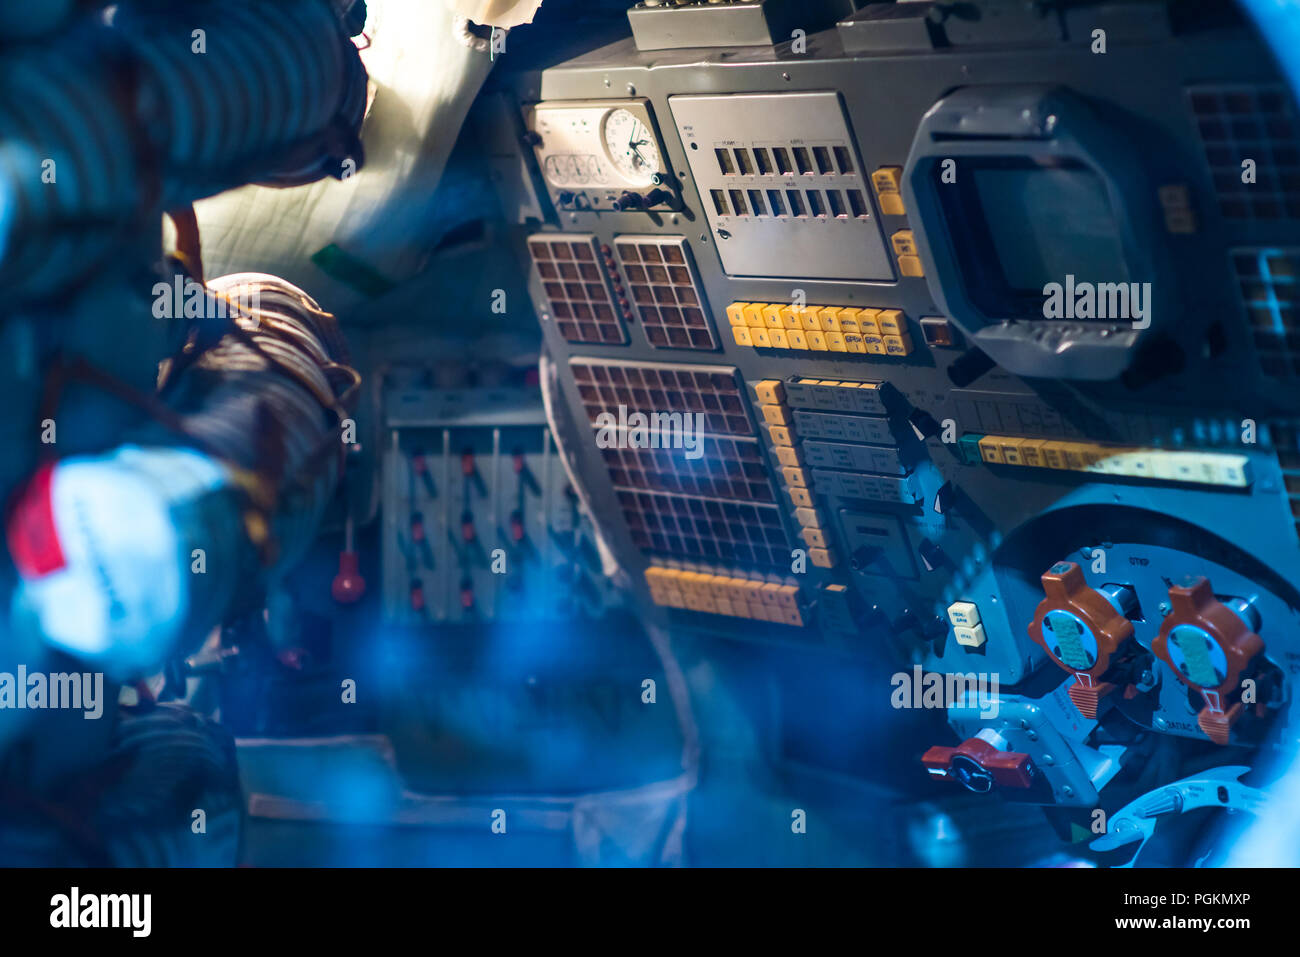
xmin=645 ymin=566 xmax=804 ymax=626
xmin=794 ymin=376 xmax=882 ymax=392
xmin=754 ymin=379 xmax=837 ymax=569
xmin=726 ymin=302 xmax=913 ymax=356
xmin=976 ymin=435 xmax=1251 ymax=488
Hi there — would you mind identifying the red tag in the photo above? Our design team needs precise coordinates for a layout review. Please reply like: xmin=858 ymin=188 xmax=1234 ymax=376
xmin=7 ymin=463 xmax=66 ymax=578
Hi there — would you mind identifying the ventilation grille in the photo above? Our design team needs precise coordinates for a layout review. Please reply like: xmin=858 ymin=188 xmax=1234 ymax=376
xmin=1188 ymin=84 xmax=1300 ymax=221
xmin=1265 ymin=421 xmax=1300 ymax=543
xmin=570 ymin=358 xmax=789 ymax=566
xmin=612 ymin=237 xmax=716 ymax=350
xmin=528 ymin=234 xmax=628 ymax=345
xmin=1231 ymin=247 xmax=1300 ymax=377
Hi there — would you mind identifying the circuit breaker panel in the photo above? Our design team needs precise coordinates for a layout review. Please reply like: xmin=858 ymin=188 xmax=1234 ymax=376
xmin=382 ymin=381 xmax=621 ymax=625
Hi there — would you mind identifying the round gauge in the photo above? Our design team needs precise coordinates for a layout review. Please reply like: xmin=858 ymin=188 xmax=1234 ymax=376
xmin=602 ymin=108 xmax=659 ymax=185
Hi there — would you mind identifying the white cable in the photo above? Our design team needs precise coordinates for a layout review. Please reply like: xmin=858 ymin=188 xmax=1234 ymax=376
xmin=538 ymin=351 xmax=621 ymax=580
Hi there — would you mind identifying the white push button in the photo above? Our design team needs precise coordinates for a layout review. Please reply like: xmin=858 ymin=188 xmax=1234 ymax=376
xmin=947 ymin=600 xmax=981 ymax=628
xmin=954 ymin=624 xmax=987 ymax=648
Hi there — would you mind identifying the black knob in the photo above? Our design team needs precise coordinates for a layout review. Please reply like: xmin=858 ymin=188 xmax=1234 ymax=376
xmin=644 ymin=188 xmax=672 ymax=206
xmin=613 ymin=191 xmax=644 ymax=211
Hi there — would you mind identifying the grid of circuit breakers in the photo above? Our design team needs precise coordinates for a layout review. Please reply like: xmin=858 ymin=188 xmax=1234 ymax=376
xmin=381 ymin=385 xmax=620 ymax=624
xmin=507 ymin=0 xmax=1300 ymax=810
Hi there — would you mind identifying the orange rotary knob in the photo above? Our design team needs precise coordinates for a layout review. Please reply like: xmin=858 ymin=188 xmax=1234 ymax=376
xmin=1151 ymin=576 xmax=1263 ymax=745
xmin=1028 ymin=561 xmax=1137 ymax=719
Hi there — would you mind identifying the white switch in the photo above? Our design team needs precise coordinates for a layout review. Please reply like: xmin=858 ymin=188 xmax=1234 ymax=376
xmin=954 ymin=624 xmax=987 ymax=648
xmin=947 ymin=600 xmax=981 ymax=628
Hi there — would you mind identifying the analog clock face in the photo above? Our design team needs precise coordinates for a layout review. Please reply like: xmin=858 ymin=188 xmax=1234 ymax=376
xmin=602 ymin=108 xmax=660 ymax=185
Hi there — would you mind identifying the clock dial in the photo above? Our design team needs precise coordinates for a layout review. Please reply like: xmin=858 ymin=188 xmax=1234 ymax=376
xmin=602 ymin=108 xmax=660 ymax=185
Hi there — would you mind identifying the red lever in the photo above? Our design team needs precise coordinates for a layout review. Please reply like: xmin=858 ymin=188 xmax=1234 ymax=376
xmin=922 ymin=737 xmax=1035 ymax=791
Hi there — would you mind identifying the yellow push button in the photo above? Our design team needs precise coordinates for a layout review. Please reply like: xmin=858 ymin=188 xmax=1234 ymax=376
xmin=801 ymin=527 xmax=827 ymax=548
xmin=782 ymin=466 xmax=809 ymax=488
xmin=732 ymin=326 xmax=752 ymax=346
xmin=761 ymin=404 xmax=790 ymax=426
xmin=871 ymin=166 xmax=906 ymax=216
xmin=890 ymin=230 xmax=919 ymax=258
xmin=754 ymin=380 xmax=785 ymax=405
xmin=853 ymin=308 xmax=881 ymax=335
xmin=978 ymin=436 xmax=1005 ymax=464
xmin=794 ymin=506 xmax=820 ymax=527
xmin=726 ymin=302 xmax=749 ymax=326
xmin=883 ymin=333 xmax=912 ymax=356
xmin=876 ymin=310 xmax=904 ymax=336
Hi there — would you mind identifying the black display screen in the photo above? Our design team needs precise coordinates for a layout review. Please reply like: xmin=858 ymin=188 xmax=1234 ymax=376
xmin=973 ymin=165 xmax=1129 ymax=293
xmin=943 ymin=159 xmax=1131 ymax=320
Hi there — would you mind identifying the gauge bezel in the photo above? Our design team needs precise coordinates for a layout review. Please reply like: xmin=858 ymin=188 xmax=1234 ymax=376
xmin=599 ymin=106 xmax=660 ymax=187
